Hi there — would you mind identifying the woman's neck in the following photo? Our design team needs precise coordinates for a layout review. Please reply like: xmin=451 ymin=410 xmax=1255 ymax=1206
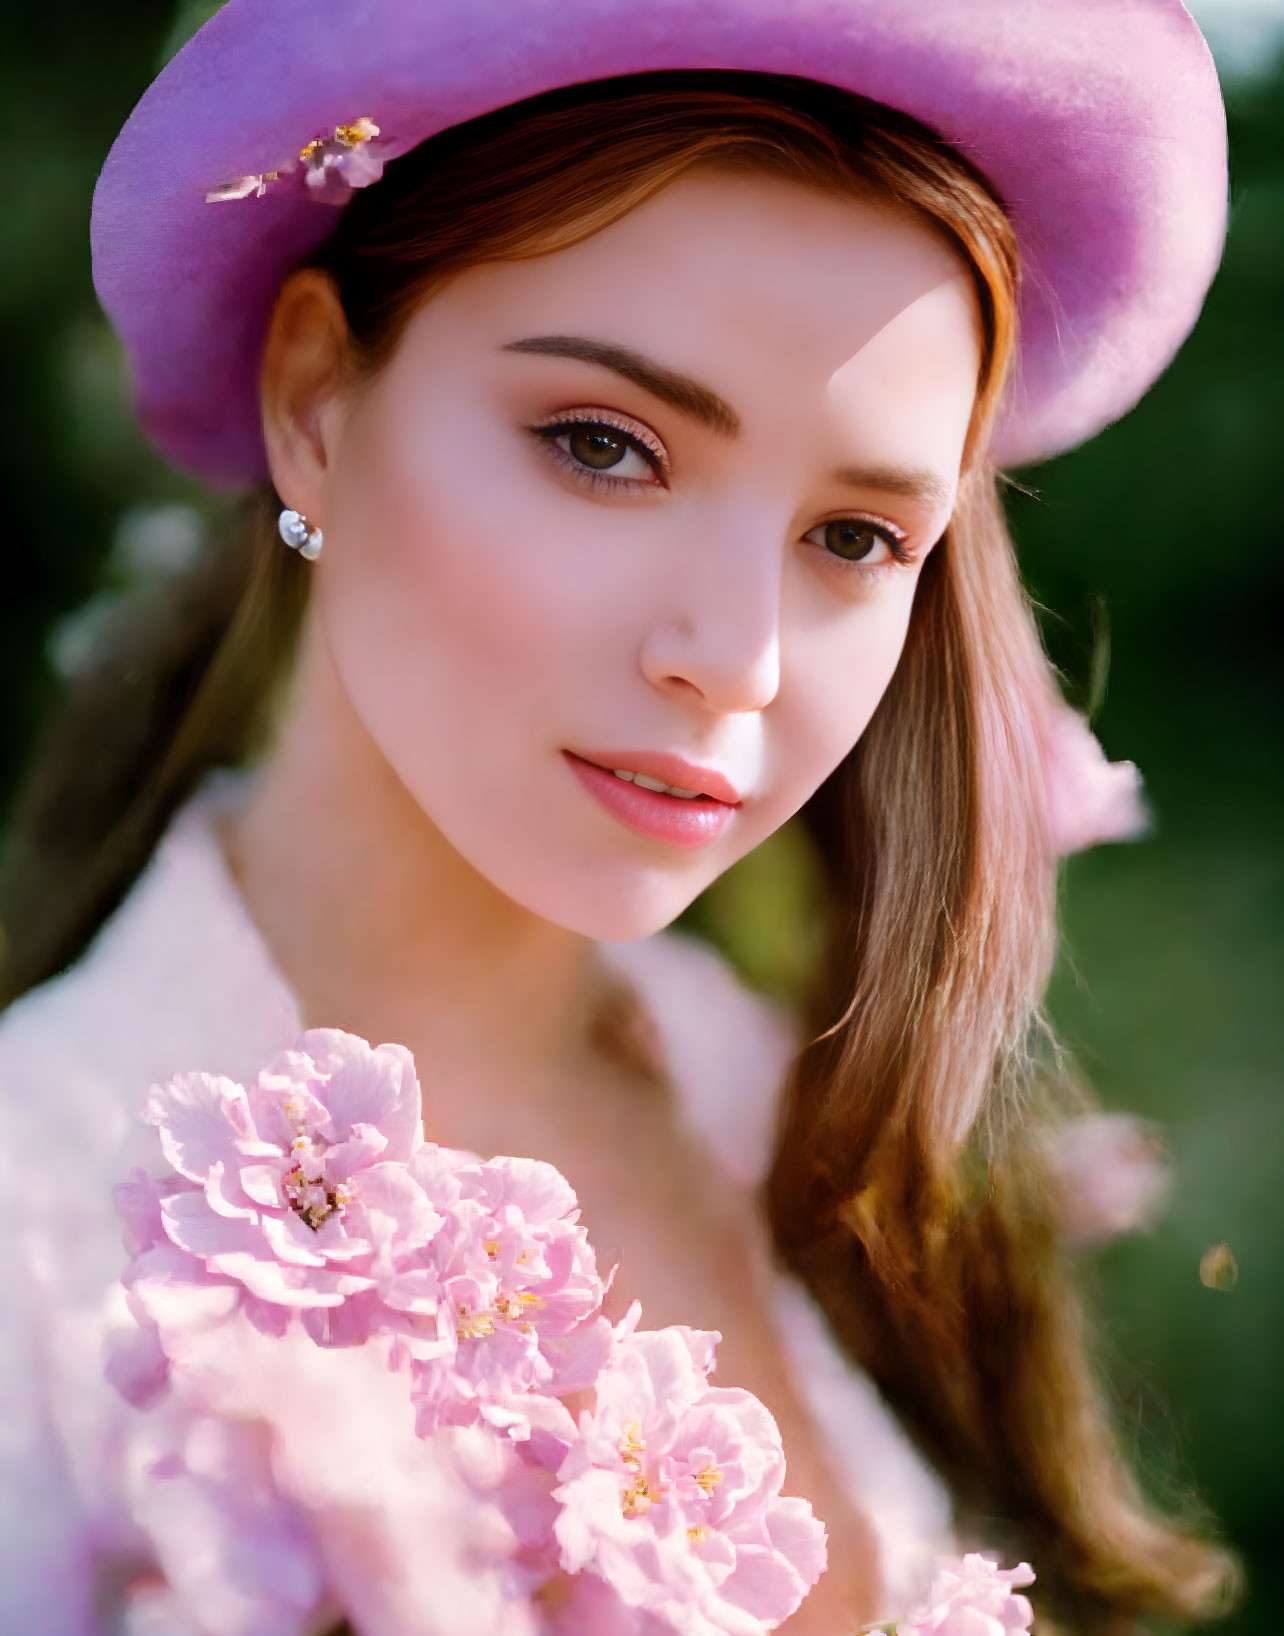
xmin=221 ymin=621 xmax=614 ymax=1143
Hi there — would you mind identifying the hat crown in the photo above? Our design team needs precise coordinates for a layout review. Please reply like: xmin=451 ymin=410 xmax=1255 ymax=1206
xmin=92 ymin=0 xmax=1226 ymax=481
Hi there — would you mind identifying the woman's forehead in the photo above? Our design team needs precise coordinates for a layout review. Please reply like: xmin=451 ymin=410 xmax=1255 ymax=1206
xmin=390 ymin=170 xmax=981 ymax=482
xmin=411 ymin=174 xmax=975 ymax=383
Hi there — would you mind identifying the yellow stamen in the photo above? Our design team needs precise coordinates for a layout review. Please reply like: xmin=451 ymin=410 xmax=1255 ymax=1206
xmin=334 ymin=117 xmax=379 ymax=146
xmin=695 ymin=1464 xmax=723 ymax=1496
xmin=456 ymin=1306 xmax=496 ymax=1340
xmin=619 ymin=1420 xmax=645 ymax=1466
xmin=621 ymin=1476 xmax=654 ymax=1518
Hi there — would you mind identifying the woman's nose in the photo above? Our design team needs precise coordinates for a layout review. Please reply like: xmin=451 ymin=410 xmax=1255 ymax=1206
xmin=637 ymin=525 xmax=783 ymax=716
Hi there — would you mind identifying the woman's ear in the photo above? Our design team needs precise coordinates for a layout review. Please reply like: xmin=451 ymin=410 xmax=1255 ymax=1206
xmin=260 ymin=268 xmax=352 ymax=525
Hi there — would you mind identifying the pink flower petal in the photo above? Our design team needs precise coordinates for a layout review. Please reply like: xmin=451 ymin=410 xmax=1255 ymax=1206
xmin=239 ymin=1162 xmax=286 ymax=1208
xmin=248 ymin=1056 xmax=328 ymax=1149
xmin=104 ymin=1319 xmax=171 ymax=1408
xmin=764 ymin=1496 xmax=828 ymax=1590
xmin=542 ymin=1315 xmax=612 ymax=1398
xmin=356 ymin=1163 xmax=444 ymax=1247
xmin=259 ymin=1209 xmax=332 ymax=1267
xmin=114 ymin=1166 xmax=167 ymax=1254
xmin=719 ymin=1543 xmax=807 ymax=1623
xmin=1043 ymin=1113 xmax=1171 ymax=1247
xmin=162 ymin=1189 xmax=264 ymax=1261
xmin=242 ymin=1295 xmax=293 ymax=1339
xmin=1039 ymin=706 xmax=1150 ymax=857
xmin=324 ymin=1122 xmax=388 ymax=1178
xmin=299 ymin=1031 xmax=423 ymax=1160
xmin=129 ymin=1244 xmax=241 ymax=1331
xmin=205 ymin=1160 xmax=260 ymax=1221
xmin=144 ymin=1071 xmax=253 ymax=1182
xmin=1003 ymin=1595 xmax=1035 ymax=1631
xmin=206 ymin=1251 xmax=365 ymax=1310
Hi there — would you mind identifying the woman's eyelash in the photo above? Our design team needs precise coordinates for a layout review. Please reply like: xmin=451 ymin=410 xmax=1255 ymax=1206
xmin=527 ymin=410 xmax=669 ymax=484
xmin=806 ymin=515 xmax=915 ymax=578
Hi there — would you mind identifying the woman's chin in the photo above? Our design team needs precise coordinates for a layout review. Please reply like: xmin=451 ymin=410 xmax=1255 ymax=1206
xmin=493 ymin=861 xmax=708 ymax=945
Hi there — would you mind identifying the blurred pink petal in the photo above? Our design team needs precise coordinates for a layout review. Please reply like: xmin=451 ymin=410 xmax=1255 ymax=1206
xmin=122 ymin=1400 xmax=325 ymax=1636
xmin=1043 ymin=1113 xmax=1172 ymax=1247
xmin=899 ymin=1553 xmax=1035 ymax=1636
xmin=1038 ymin=704 xmax=1150 ymax=856
xmin=159 ymin=1316 xmax=536 ymax=1636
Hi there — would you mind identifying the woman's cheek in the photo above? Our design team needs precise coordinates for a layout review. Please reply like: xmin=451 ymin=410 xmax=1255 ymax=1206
xmin=326 ymin=524 xmax=543 ymax=796
xmin=766 ymin=583 xmax=920 ymax=818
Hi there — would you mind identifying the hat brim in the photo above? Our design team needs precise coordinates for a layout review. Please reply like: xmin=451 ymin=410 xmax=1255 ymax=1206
xmin=91 ymin=0 xmax=1226 ymax=482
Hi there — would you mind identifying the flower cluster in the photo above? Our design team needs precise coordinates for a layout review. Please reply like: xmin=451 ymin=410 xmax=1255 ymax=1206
xmin=109 ymin=1030 xmax=829 ymax=1634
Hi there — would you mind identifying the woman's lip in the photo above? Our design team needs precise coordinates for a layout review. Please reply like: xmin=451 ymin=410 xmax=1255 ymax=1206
xmin=563 ymin=753 xmax=739 ymax=849
xmin=569 ymin=749 xmax=743 ymax=806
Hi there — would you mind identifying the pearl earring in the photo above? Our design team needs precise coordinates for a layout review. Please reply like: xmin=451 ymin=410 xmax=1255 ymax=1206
xmin=278 ymin=507 xmax=324 ymax=561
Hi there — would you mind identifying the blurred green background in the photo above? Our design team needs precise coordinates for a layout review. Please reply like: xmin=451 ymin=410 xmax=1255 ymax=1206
xmin=1 ymin=2 xmax=1280 ymax=1628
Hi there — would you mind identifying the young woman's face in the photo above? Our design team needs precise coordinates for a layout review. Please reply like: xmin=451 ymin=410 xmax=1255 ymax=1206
xmin=305 ymin=168 xmax=981 ymax=939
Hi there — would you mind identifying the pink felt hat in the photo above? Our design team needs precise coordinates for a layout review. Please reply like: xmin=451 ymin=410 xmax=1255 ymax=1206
xmin=91 ymin=0 xmax=1227 ymax=484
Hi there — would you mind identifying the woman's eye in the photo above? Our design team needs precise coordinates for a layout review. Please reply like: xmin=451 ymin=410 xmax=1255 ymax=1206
xmin=565 ymin=425 xmax=634 ymax=471
xmin=535 ymin=417 xmax=663 ymax=484
xmin=804 ymin=518 xmax=904 ymax=568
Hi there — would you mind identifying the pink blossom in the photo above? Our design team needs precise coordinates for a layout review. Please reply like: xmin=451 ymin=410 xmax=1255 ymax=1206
xmin=107 ymin=1165 xmax=247 ymax=1408
xmin=1039 ymin=705 xmax=1149 ymax=856
xmin=398 ymin=1152 xmax=611 ymax=1441
xmin=899 ymin=1554 xmax=1035 ymax=1636
xmin=1042 ymin=1113 xmax=1171 ymax=1247
xmin=114 ymin=1031 xmax=447 ymax=1383
xmin=552 ymin=1310 xmax=827 ymax=1633
xmin=299 ymin=117 xmax=388 ymax=203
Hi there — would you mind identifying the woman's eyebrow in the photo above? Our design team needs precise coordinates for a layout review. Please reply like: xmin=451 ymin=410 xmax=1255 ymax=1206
xmin=831 ymin=463 xmax=955 ymax=512
xmin=501 ymin=335 xmax=742 ymax=438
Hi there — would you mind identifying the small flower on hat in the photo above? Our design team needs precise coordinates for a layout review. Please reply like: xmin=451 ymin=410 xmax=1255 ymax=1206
xmin=298 ymin=116 xmax=385 ymax=198
xmin=206 ymin=115 xmax=385 ymax=205
xmin=205 ymin=170 xmax=281 ymax=202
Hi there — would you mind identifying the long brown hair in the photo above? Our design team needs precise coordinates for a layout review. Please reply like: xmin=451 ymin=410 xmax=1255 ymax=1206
xmin=0 ymin=73 xmax=1233 ymax=1628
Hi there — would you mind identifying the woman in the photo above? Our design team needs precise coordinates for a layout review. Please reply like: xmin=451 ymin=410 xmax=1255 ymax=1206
xmin=0 ymin=1 xmax=1235 ymax=1631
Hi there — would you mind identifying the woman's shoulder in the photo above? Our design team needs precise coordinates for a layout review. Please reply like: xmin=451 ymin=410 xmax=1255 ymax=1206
xmin=598 ymin=926 xmax=798 ymax=1190
xmin=0 ymin=784 xmax=305 ymax=1632
xmin=0 ymin=778 xmax=300 ymax=1125
xmin=0 ymin=778 xmax=300 ymax=1312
